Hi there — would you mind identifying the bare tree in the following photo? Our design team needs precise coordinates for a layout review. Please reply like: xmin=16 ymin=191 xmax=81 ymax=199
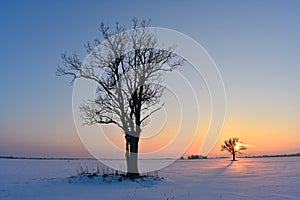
xmin=56 ymin=18 xmax=182 ymax=177
xmin=221 ymin=137 xmax=247 ymax=161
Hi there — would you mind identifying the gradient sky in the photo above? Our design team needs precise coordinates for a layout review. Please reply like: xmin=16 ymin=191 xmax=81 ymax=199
xmin=0 ymin=0 xmax=299 ymax=158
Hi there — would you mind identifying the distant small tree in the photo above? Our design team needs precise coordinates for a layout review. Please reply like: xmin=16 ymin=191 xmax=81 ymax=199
xmin=221 ymin=137 xmax=247 ymax=161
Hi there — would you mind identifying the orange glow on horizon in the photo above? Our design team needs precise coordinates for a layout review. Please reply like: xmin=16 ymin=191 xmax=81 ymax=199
xmin=61 ymin=108 xmax=300 ymax=159
xmin=182 ymin=116 xmax=298 ymax=157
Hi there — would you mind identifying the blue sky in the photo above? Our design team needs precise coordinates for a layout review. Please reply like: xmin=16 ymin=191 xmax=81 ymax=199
xmin=0 ymin=0 xmax=299 ymax=157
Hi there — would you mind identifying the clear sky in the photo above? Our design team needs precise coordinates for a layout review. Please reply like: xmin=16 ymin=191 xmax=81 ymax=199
xmin=0 ymin=0 xmax=299 ymax=158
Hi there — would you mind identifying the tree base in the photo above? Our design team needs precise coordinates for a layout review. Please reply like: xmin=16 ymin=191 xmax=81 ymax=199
xmin=126 ymin=172 xmax=140 ymax=179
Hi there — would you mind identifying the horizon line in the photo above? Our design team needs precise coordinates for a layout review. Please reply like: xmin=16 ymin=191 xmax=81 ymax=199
xmin=1 ymin=152 xmax=299 ymax=161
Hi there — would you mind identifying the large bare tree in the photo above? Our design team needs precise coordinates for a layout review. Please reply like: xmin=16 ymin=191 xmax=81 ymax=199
xmin=57 ymin=19 xmax=182 ymax=177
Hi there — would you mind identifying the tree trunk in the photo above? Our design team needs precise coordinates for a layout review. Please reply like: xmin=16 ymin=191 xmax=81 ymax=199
xmin=125 ymin=134 xmax=140 ymax=178
xmin=232 ymin=151 xmax=236 ymax=161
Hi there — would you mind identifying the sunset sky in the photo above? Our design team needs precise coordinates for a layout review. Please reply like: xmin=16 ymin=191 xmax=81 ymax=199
xmin=0 ymin=0 xmax=299 ymax=158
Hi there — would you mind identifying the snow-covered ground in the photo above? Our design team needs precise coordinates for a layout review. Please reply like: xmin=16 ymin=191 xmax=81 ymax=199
xmin=1 ymin=157 xmax=299 ymax=199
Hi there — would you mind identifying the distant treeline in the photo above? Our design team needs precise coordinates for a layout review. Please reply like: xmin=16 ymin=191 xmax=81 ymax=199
xmin=179 ymin=155 xmax=208 ymax=160
xmin=0 ymin=156 xmax=95 ymax=160
xmin=181 ymin=153 xmax=300 ymax=160
xmin=243 ymin=153 xmax=300 ymax=159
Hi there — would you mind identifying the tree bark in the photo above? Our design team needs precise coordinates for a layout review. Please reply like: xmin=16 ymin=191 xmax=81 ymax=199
xmin=125 ymin=134 xmax=140 ymax=178
xmin=232 ymin=151 xmax=236 ymax=161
